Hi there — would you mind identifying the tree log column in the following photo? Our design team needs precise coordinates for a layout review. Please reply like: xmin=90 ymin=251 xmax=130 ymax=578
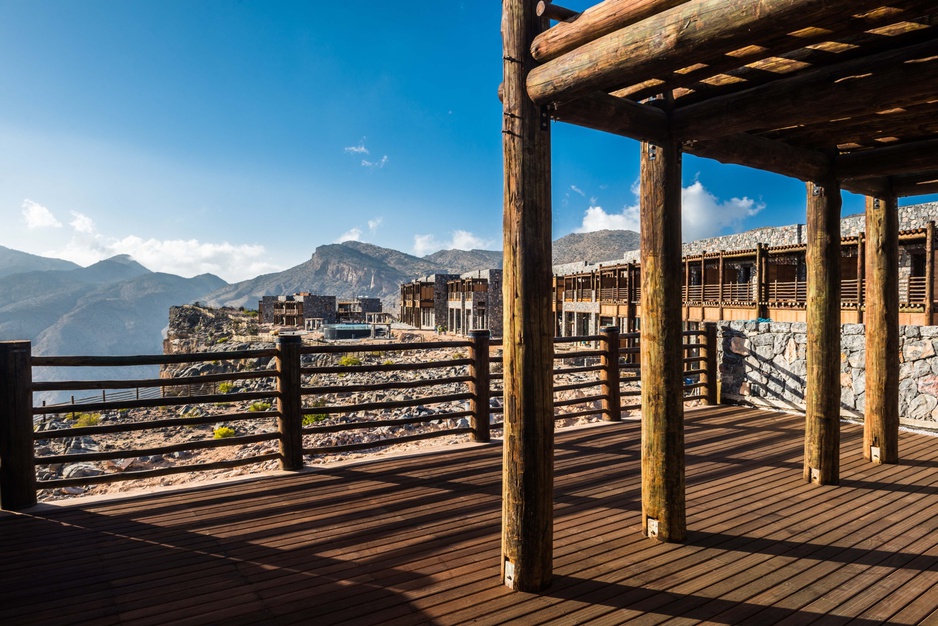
xmin=865 ymin=192 xmax=899 ymax=464
xmin=804 ymin=178 xmax=841 ymax=485
xmin=640 ymin=135 xmax=686 ymax=543
xmin=501 ymin=0 xmax=554 ymax=592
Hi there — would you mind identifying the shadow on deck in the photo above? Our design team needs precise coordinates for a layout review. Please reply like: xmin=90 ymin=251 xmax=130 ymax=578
xmin=2 ymin=406 xmax=938 ymax=625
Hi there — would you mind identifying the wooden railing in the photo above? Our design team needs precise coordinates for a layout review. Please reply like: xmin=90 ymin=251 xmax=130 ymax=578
xmin=0 ymin=327 xmax=718 ymax=510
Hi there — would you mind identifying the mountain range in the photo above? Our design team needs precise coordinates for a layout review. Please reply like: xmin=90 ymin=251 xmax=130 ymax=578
xmin=1 ymin=231 xmax=638 ymax=387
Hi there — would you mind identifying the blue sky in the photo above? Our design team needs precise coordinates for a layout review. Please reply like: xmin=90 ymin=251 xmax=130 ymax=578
xmin=2 ymin=1 xmax=935 ymax=282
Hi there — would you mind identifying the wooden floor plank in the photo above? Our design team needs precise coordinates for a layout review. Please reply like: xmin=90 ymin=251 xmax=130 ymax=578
xmin=3 ymin=407 xmax=938 ymax=625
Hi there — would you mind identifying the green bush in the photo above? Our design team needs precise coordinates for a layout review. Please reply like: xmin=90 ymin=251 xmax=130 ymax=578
xmin=338 ymin=355 xmax=362 ymax=367
xmin=303 ymin=413 xmax=327 ymax=426
xmin=73 ymin=412 xmax=101 ymax=427
xmin=382 ymin=359 xmax=395 ymax=366
xmin=303 ymin=398 xmax=328 ymax=425
xmin=248 ymin=401 xmax=271 ymax=412
xmin=215 ymin=336 xmax=229 ymax=344
xmin=213 ymin=426 xmax=236 ymax=439
xmin=452 ymin=351 xmax=466 ymax=360
xmin=217 ymin=381 xmax=234 ymax=394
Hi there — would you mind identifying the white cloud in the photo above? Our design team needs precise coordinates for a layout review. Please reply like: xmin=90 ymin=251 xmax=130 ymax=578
xmin=577 ymin=204 xmax=640 ymax=233
xmin=574 ymin=180 xmax=764 ymax=241
xmin=362 ymin=155 xmax=388 ymax=169
xmin=337 ymin=227 xmax=363 ymax=242
xmin=412 ymin=230 xmax=493 ymax=256
xmin=570 ymin=185 xmax=585 ymax=196
xmin=412 ymin=234 xmax=437 ymax=257
xmin=50 ymin=235 xmax=279 ymax=282
xmin=344 ymin=139 xmax=369 ymax=155
xmin=368 ymin=217 xmax=382 ymax=232
xmin=681 ymin=180 xmax=764 ymax=241
xmin=22 ymin=199 xmax=62 ymax=229
xmin=30 ymin=202 xmax=280 ymax=282
xmin=69 ymin=211 xmax=95 ymax=234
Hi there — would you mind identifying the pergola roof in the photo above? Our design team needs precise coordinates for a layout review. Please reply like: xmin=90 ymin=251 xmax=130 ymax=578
xmin=531 ymin=0 xmax=938 ymax=197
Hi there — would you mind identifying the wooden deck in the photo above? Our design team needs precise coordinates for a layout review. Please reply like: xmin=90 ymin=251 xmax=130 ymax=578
xmin=3 ymin=405 xmax=938 ymax=625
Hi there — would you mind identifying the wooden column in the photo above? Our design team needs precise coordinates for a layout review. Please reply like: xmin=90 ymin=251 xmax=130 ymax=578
xmin=640 ymin=132 xmax=685 ymax=543
xmin=468 ymin=329 xmax=492 ymax=443
xmin=865 ymin=192 xmax=899 ymax=464
xmin=755 ymin=242 xmax=767 ymax=319
xmin=600 ymin=326 xmax=622 ymax=422
xmin=276 ymin=334 xmax=303 ymax=471
xmin=501 ymin=0 xmax=554 ymax=592
xmin=926 ymin=221 xmax=935 ymax=323
xmin=701 ymin=322 xmax=718 ymax=406
xmin=717 ymin=250 xmax=725 ymax=319
xmin=804 ymin=178 xmax=841 ymax=485
xmin=857 ymin=234 xmax=866 ymax=323
xmin=0 ymin=341 xmax=37 ymax=510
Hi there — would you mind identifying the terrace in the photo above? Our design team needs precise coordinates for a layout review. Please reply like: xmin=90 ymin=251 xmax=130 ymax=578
xmin=3 ymin=406 xmax=938 ymax=624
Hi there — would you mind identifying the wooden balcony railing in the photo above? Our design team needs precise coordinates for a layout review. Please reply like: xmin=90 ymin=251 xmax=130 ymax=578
xmin=0 ymin=327 xmax=719 ymax=510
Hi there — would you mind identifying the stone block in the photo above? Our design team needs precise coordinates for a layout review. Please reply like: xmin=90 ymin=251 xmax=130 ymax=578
xmin=843 ymin=324 xmax=865 ymax=335
xmin=903 ymin=340 xmax=935 ymax=361
xmin=908 ymin=394 xmax=938 ymax=420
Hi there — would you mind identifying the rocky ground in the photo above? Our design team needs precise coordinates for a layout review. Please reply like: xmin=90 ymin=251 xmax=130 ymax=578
xmin=36 ymin=327 xmax=637 ymax=502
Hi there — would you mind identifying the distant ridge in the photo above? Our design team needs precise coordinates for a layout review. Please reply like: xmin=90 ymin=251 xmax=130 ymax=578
xmin=0 ymin=245 xmax=79 ymax=278
xmin=552 ymin=229 xmax=640 ymax=265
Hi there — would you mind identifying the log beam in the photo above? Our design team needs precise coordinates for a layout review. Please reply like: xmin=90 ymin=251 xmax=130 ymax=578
xmin=536 ymin=1 xmax=578 ymax=22
xmin=673 ymin=39 xmax=938 ymax=141
xmin=531 ymin=0 xmax=692 ymax=62
xmin=685 ymin=133 xmax=831 ymax=183
xmin=865 ymin=192 xmax=900 ymax=465
xmin=837 ymin=139 xmax=938 ymax=181
xmin=892 ymin=173 xmax=938 ymax=198
xmin=527 ymin=0 xmax=901 ymax=106
xmin=640 ymin=128 xmax=685 ymax=543
xmin=804 ymin=178 xmax=841 ymax=486
xmin=501 ymin=0 xmax=555 ymax=592
xmin=551 ymin=92 xmax=669 ymax=145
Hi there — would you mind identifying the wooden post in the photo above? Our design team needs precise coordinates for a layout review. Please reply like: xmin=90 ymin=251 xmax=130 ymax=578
xmin=0 ymin=341 xmax=36 ymax=510
xmin=865 ymin=192 xmax=899 ymax=464
xmin=718 ymin=250 xmax=725 ymax=319
xmin=754 ymin=243 xmax=763 ymax=315
xmin=502 ymin=0 xmax=554 ymax=592
xmin=804 ymin=178 xmax=841 ymax=485
xmin=857 ymin=233 xmax=866 ymax=323
xmin=468 ymin=329 xmax=492 ymax=442
xmin=600 ymin=326 xmax=622 ymax=422
xmin=640 ymin=131 xmax=686 ymax=543
xmin=926 ymin=221 xmax=935 ymax=323
xmin=276 ymin=334 xmax=303 ymax=471
xmin=701 ymin=322 xmax=718 ymax=405
xmin=684 ymin=257 xmax=690 ymax=310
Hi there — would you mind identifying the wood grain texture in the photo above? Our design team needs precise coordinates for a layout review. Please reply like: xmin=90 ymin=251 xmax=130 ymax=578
xmin=526 ymin=0 xmax=900 ymax=106
xmin=865 ymin=193 xmax=900 ymax=464
xmin=640 ymin=133 xmax=686 ymax=543
xmin=804 ymin=178 xmax=841 ymax=485
xmin=501 ymin=0 xmax=555 ymax=592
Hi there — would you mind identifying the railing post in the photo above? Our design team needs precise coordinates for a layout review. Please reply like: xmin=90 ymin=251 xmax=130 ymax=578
xmin=926 ymin=221 xmax=935 ymax=323
xmin=600 ymin=326 xmax=622 ymax=421
xmin=701 ymin=323 xmax=718 ymax=405
xmin=468 ymin=329 xmax=491 ymax=443
xmin=0 ymin=341 xmax=37 ymax=510
xmin=276 ymin=334 xmax=304 ymax=471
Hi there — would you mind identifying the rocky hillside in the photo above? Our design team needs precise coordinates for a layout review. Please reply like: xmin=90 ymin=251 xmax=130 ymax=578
xmin=553 ymin=229 xmax=640 ymax=265
xmin=0 ymin=245 xmax=80 ymax=278
xmin=204 ymin=241 xmax=503 ymax=311
xmin=424 ymin=248 xmax=503 ymax=273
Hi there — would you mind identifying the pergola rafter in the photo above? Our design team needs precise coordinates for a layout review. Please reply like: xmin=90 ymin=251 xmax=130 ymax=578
xmin=501 ymin=0 xmax=938 ymax=591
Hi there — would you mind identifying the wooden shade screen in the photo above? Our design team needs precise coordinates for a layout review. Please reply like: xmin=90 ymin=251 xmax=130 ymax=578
xmin=532 ymin=0 xmax=938 ymax=197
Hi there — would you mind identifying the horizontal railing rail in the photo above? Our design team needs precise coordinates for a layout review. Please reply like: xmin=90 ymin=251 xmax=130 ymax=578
xmin=0 ymin=325 xmax=719 ymax=509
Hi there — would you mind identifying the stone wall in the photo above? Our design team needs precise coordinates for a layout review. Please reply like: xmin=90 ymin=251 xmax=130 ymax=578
xmin=718 ymin=320 xmax=938 ymax=429
xmin=613 ymin=202 xmax=938 ymax=266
